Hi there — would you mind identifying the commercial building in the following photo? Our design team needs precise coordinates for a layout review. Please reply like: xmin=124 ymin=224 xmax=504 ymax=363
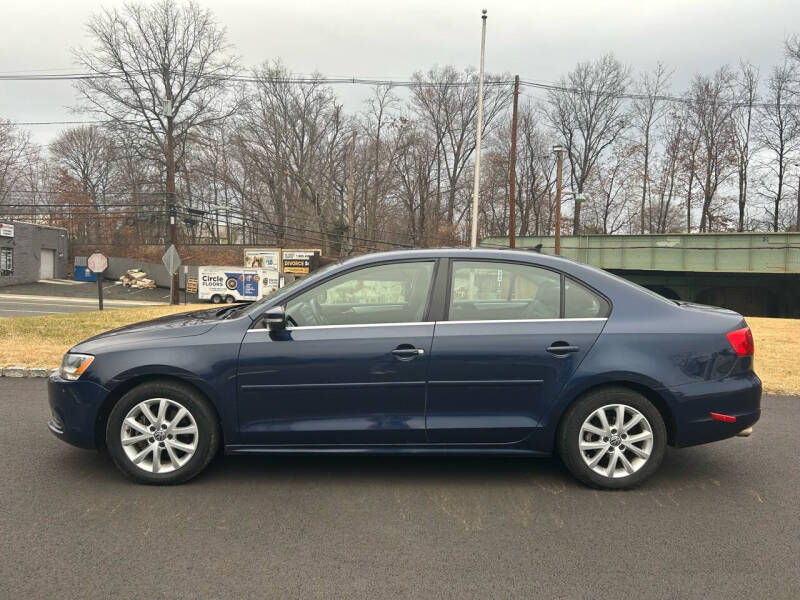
xmin=0 ymin=221 xmax=69 ymax=287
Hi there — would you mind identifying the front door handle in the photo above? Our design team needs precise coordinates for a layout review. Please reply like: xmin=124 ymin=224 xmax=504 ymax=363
xmin=391 ymin=347 xmax=425 ymax=361
xmin=546 ymin=342 xmax=580 ymax=355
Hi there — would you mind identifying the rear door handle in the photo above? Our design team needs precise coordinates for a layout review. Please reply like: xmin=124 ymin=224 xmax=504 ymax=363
xmin=392 ymin=347 xmax=425 ymax=361
xmin=546 ymin=343 xmax=580 ymax=355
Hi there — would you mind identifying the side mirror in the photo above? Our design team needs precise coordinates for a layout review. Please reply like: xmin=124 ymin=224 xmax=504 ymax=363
xmin=264 ymin=305 xmax=286 ymax=331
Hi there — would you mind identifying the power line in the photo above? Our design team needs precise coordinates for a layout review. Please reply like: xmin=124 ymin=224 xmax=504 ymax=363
xmin=3 ymin=69 xmax=799 ymax=109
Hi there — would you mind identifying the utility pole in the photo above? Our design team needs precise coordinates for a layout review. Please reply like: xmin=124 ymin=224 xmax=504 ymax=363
xmin=508 ymin=75 xmax=519 ymax=249
xmin=164 ymin=94 xmax=179 ymax=305
xmin=347 ymin=130 xmax=357 ymax=253
xmin=553 ymin=145 xmax=565 ymax=256
xmin=470 ymin=9 xmax=488 ymax=249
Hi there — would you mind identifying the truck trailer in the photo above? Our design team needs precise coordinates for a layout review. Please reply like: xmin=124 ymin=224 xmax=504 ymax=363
xmin=197 ymin=266 xmax=280 ymax=304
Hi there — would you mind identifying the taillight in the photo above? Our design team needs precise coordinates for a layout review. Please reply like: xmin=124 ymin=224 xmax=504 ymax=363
xmin=726 ymin=326 xmax=754 ymax=356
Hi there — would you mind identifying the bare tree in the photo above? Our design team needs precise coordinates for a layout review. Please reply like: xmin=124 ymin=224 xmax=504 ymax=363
xmin=0 ymin=120 xmax=33 ymax=209
xmin=584 ymin=141 xmax=637 ymax=234
xmin=241 ymin=61 xmax=347 ymax=252
xmin=686 ymin=67 xmax=737 ymax=231
xmin=74 ymin=0 xmax=240 ymax=241
xmin=411 ymin=66 xmax=512 ymax=229
xmin=360 ymin=85 xmax=401 ymax=241
xmin=51 ymin=126 xmax=113 ymax=200
xmin=547 ymin=54 xmax=630 ymax=234
xmin=650 ymin=108 xmax=686 ymax=233
xmin=516 ymin=105 xmax=557 ymax=236
xmin=732 ymin=61 xmax=760 ymax=231
xmin=757 ymin=62 xmax=799 ymax=231
xmin=632 ymin=62 xmax=671 ymax=233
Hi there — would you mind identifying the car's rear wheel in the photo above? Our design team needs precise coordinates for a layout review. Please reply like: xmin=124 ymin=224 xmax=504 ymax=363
xmin=224 ymin=295 xmax=235 ymax=304
xmin=558 ymin=387 xmax=666 ymax=489
xmin=106 ymin=380 xmax=219 ymax=485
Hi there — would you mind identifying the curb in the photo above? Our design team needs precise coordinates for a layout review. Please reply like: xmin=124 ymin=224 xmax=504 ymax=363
xmin=1 ymin=366 xmax=55 ymax=378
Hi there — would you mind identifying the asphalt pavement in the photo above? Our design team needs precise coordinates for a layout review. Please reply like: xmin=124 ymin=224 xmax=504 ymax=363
xmin=0 ymin=279 xmax=172 ymax=317
xmin=1 ymin=378 xmax=797 ymax=599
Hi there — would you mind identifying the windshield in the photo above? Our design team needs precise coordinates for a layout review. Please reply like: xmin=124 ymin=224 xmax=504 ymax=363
xmin=232 ymin=259 xmax=346 ymax=319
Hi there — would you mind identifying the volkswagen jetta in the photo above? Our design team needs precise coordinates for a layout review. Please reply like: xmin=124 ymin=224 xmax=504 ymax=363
xmin=48 ymin=249 xmax=761 ymax=488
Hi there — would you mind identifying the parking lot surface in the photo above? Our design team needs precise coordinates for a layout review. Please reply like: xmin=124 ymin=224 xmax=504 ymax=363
xmin=1 ymin=378 xmax=797 ymax=599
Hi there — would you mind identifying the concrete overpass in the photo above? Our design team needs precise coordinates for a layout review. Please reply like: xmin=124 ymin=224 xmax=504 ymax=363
xmin=481 ymin=233 xmax=800 ymax=317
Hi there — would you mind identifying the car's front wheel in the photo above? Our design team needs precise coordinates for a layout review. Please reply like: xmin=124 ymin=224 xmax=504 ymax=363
xmin=558 ymin=387 xmax=666 ymax=489
xmin=106 ymin=380 xmax=219 ymax=484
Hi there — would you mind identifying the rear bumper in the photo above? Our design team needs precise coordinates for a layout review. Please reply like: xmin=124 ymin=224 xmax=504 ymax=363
xmin=670 ymin=373 xmax=762 ymax=448
xmin=47 ymin=373 xmax=109 ymax=449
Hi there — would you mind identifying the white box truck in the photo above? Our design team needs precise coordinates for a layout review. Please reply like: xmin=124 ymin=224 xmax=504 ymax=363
xmin=197 ymin=266 xmax=280 ymax=304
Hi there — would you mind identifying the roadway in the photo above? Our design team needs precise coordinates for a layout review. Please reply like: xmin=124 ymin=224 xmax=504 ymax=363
xmin=1 ymin=378 xmax=797 ymax=599
xmin=0 ymin=280 xmax=169 ymax=317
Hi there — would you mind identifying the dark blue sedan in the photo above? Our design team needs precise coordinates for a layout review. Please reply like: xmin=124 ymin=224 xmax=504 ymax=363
xmin=48 ymin=248 xmax=761 ymax=488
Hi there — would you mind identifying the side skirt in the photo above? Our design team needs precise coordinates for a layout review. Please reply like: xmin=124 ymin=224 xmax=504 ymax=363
xmin=224 ymin=444 xmax=551 ymax=457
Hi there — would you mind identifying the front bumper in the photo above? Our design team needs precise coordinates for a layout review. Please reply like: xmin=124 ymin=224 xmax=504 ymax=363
xmin=47 ymin=373 xmax=109 ymax=449
xmin=671 ymin=373 xmax=762 ymax=448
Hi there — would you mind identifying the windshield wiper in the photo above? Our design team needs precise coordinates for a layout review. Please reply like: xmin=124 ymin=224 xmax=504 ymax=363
xmin=220 ymin=304 xmax=249 ymax=319
xmin=215 ymin=305 xmax=239 ymax=317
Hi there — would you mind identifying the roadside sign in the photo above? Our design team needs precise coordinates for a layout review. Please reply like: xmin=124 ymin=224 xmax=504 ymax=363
xmin=244 ymin=248 xmax=281 ymax=269
xmin=0 ymin=223 xmax=14 ymax=238
xmin=87 ymin=252 xmax=108 ymax=273
xmin=162 ymin=244 xmax=181 ymax=275
xmin=87 ymin=252 xmax=107 ymax=311
xmin=282 ymin=249 xmax=321 ymax=274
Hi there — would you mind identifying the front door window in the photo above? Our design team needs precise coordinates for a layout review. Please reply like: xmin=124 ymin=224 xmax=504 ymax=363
xmin=286 ymin=261 xmax=435 ymax=327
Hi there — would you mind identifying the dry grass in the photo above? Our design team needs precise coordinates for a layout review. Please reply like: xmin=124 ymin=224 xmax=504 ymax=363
xmin=747 ymin=317 xmax=800 ymax=395
xmin=0 ymin=308 xmax=796 ymax=394
xmin=0 ymin=304 xmax=208 ymax=368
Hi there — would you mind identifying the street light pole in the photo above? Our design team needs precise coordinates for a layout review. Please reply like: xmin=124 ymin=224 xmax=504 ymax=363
xmin=796 ymin=165 xmax=800 ymax=232
xmin=553 ymin=145 xmax=565 ymax=256
xmin=470 ymin=9 xmax=488 ymax=249
xmin=508 ymin=75 xmax=519 ymax=249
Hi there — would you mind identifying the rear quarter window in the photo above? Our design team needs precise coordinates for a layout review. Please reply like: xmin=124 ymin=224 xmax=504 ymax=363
xmin=564 ymin=278 xmax=611 ymax=318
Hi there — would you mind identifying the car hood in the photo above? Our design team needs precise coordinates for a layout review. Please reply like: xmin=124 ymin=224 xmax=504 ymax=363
xmin=71 ymin=308 xmax=225 ymax=353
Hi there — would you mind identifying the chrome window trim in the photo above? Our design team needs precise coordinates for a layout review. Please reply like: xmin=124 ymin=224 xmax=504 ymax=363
xmin=246 ymin=317 xmax=606 ymax=332
xmin=439 ymin=318 xmax=608 ymax=325
xmin=247 ymin=321 xmax=435 ymax=332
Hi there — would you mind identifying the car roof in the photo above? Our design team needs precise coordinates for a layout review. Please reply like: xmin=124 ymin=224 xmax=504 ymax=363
xmin=342 ymin=247 xmax=581 ymax=271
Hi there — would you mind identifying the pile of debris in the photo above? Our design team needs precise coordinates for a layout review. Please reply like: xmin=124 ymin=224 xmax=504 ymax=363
xmin=119 ymin=269 xmax=156 ymax=289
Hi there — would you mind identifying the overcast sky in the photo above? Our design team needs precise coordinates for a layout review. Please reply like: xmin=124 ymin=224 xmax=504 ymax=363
xmin=2 ymin=0 xmax=799 ymax=144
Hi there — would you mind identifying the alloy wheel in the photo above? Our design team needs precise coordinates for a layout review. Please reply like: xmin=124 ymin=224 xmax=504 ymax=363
xmin=578 ymin=403 xmax=654 ymax=479
xmin=120 ymin=397 xmax=199 ymax=474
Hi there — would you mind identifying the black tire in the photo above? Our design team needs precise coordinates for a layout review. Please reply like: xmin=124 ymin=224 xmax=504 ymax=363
xmin=210 ymin=294 xmax=222 ymax=304
xmin=557 ymin=387 xmax=666 ymax=489
xmin=106 ymin=380 xmax=219 ymax=485
xmin=224 ymin=295 xmax=235 ymax=304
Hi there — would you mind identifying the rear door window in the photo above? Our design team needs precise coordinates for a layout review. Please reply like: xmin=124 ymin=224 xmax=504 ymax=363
xmin=448 ymin=261 xmax=561 ymax=321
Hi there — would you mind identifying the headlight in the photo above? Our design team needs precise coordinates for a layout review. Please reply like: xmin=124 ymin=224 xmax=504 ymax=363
xmin=60 ymin=353 xmax=94 ymax=381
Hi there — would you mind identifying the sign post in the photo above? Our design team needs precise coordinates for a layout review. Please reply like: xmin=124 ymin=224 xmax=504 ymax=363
xmin=87 ymin=252 xmax=108 ymax=311
xmin=161 ymin=245 xmax=182 ymax=305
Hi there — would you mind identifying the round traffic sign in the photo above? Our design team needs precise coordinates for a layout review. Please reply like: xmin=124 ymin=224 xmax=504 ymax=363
xmin=87 ymin=252 xmax=108 ymax=273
